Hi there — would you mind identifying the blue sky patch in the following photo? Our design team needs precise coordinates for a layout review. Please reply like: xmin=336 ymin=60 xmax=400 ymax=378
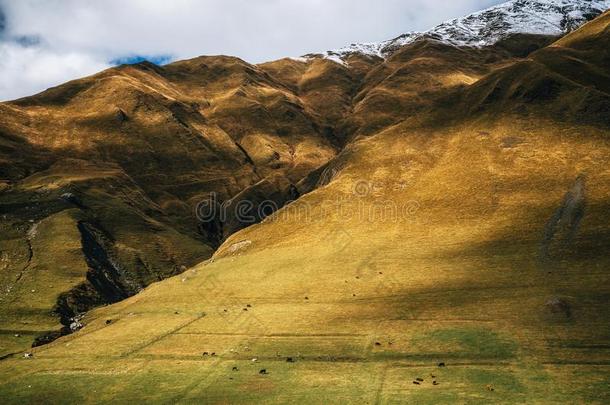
xmin=0 ymin=6 xmax=6 ymax=35
xmin=15 ymin=35 xmax=41 ymax=47
xmin=110 ymin=54 xmax=173 ymax=66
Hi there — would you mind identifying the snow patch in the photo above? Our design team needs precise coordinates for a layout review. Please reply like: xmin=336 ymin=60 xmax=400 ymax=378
xmin=311 ymin=0 xmax=610 ymax=64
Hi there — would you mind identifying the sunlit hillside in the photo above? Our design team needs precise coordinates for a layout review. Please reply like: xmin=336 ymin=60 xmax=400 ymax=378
xmin=0 ymin=5 xmax=609 ymax=405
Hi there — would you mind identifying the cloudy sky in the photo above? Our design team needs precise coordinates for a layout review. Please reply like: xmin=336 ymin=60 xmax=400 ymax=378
xmin=0 ymin=0 xmax=504 ymax=101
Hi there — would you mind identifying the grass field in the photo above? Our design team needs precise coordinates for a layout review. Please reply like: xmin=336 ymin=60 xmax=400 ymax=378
xmin=1 ymin=116 xmax=609 ymax=403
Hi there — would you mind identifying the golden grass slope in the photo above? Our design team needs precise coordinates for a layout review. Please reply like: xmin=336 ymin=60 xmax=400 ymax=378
xmin=2 ymin=115 xmax=608 ymax=404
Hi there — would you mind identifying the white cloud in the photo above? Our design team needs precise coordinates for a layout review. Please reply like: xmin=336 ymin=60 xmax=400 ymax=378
xmin=0 ymin=42 xmax=110 ymax=101
xmin=0 ymin=0 xmax=504 ymax=101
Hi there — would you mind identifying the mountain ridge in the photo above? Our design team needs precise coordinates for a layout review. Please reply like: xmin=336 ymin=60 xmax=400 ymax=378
xmin=308 ymin=0 xmax=610 ymax=63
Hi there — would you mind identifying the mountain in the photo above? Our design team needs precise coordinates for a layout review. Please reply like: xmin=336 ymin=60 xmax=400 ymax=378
xmin=314 ymin=0 xmax=610 ymax=62
xmin=0 ymin=54 xmax=354 ymax=349
xmin=0 ymin=4 xmax=609 ymax=404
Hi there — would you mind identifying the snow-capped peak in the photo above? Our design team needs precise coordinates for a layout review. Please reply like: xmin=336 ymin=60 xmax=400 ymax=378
xmin=309 ymin=0 xmax=610 ymax=63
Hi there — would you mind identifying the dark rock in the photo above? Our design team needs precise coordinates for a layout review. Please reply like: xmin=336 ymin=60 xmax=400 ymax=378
xmin=32 ymin=330 xmax=63 ymax=347
xmin=545 ymin=297 xmax=572 ymax=318
xmin=60 ymin=192 xmax=85 ymax=208
xmin=288 ymin=184 xmax=300 ymax=202
xmin=115 ymin=108 xmax=128 ymax=123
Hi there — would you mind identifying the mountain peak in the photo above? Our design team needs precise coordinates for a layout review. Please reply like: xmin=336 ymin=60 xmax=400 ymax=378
xmin=312 ymin=0 xmax=610 ymax=63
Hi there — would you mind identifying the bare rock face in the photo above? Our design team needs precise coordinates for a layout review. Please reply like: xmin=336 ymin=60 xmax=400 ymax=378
xmin=541 ymin=175 xmax=587 ymax=260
